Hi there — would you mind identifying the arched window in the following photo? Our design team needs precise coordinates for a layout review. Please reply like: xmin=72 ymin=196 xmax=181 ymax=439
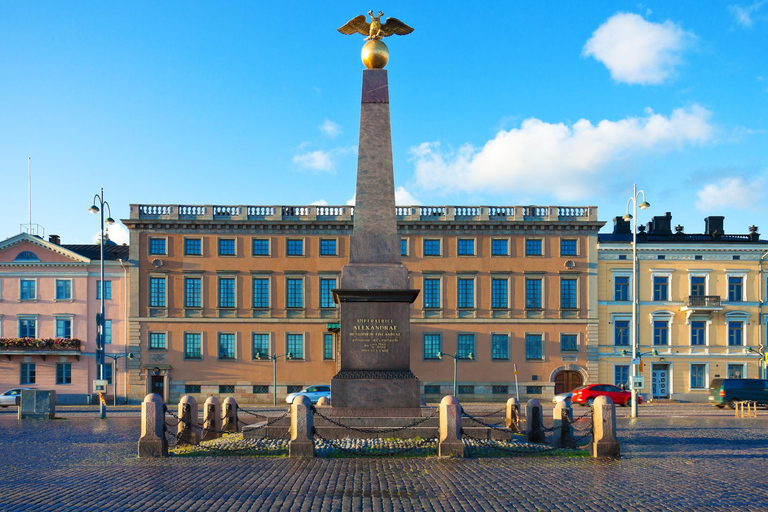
xmin=14 ymin=251 xmax=39 ymax=261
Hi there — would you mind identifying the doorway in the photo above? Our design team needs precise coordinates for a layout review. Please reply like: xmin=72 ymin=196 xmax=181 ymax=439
xmin=554 ymin=370 xmax=583 ymax=394
xmin=150 ymin=375 xmax=165 ymax=399
xmin=652 ymin=364 xmax=670 ymax=399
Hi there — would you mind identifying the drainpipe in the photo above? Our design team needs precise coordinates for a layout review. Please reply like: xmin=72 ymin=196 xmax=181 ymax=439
xmin=119 ymin=258 xmax=129 ymax=403
xmin=759 ymin=252 xmax=768 ymax=379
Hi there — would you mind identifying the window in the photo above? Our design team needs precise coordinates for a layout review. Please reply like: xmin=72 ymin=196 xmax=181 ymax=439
xmin=55 ymin=279 xmax=72 ymax=300
xmin=492 ymin=385 xmax=509 ymax=395
xmin=184 ymin=277 xmax=202 ymax=308
xmin=286 ymin=277 xmax=304 ymax=308
xmin=104 ymin=363 xmax=113 ymax=385
xmin=320 ymin=239 xmax=337 ymax=256
xmin=728 ymin=321 xmax=744 ymax=346
xmin=457 ymin=278 xmax=474 ymax=308
xmin=56 ymin=363 xmax=72 ymax=385
xmin=218 ymin=333 xmax=236 ymax=359
xmin=20 ymin=279 xmax=35 ymax=300
xmin=184 ymin=333 xmax=202 ymax=359
xmin=424 ymin=385 xmax=441 ymax=394
xmin=614 ymin=320 xmax=630 ymax=346
xmin=323 ymin=333 xmax=334 ymax=360
xmin=218 ymin=277 xmax=236 ymax=308
xmin=252 ymin=238 xmax=270 ymax=256
xmin=614 ymin=276 xmax=630 ymax=301
xmin=491 ymin=278 xmax=508 ymax=309
xmin=653 ymin=276 xmax=668 ymax=301
xmin=252 ymin=385 xmax=268 ymax=394
xmin=423 ymin=278 xmax=441 ymax=309
xmin=690 ymin=276 xmax=706 ymax=296
xmin=560 ymin=334 xmax=578 ymax=352
xmin=400 ymin=239 xmax=408 ymax=256
xmin=96 ymin=280 xmax=112 ymax=300
xmin=491 ymin=334 xmax=509 ymax=360
xmin=14 ymin=251 xmax=39 ymax=261
xmin=286 ymin=333 xmax=304 ymax=359
xmin=525 ymin=277 xmax=542 ymax=309
xmin=614 ymin=365 xmax=629 ymax=389
xmin=218 ymin=238 xmax=236 ymax=256
xmin=560 ymin=239 xmax=577 ymax=256
xmin=560 ymin=278 xmax=577 ymax=309
xmin=525 ymin=239 xmax=542 ymax=256
xmin=457 ymin=334 xmax=475 ymax=359
xmin=148 ymin=237 xmax=166 ymax=255
xmin=20 ymin=363 xmax=35 ymax=385
xmin=252 ymin=333 xmax=270 ymax=359
xmin=103 ymin=320 xmax=112 ymax=344
xmin=186 ymin=385 xmax=202 ymax=394
xmin=149 ymin=277 xmax=166 ymax=307
xmin=55 ymin=318 xmax=71 ymax=339
xmin=252 ymin=277 xmax=270 ymax=308
xmin=525 ymin=334 xmax=543 ymax=360
xmin=690 ymin=364 xmax=707 ymax=389
xmin=727 ymin=363 xmax=745 ymax=379
xmin=286 ymin=239 xmax=304 ymax=256
xmin=423 ymin=239 xmax=441 ymax=256
xmin=526 ymin=386 xmax=543 ymax=395
xmin=320 ymin=277 xmax=337 ymax=308
xmin=457 ymin=238 xmax=475 ymax=256
xmin=423 ymin=333 xmax=441 ymax=360
xmin=690 ymin=321 xmax=706 ymax=346
xmin=458 ymin=385 xmax=474 ymax=395
xmin=219 ymin=385 xmax=235 ymax=394
xmin=18 ymin=317 xmax=36 ymax=338
xmin=287 ymin=385 xmax=303 ymax=394
xmin=728 ymin=276 xmax=744 ymax=302
xmin=184 ymin=238 xmax=202 ymax=256
xmin=149 ymin=332 xmax=167 ymax=350
xmin=653 ymin=320 xmax=669 ymax=346
xmin=491 ymin=238 xmax=508 ymax=256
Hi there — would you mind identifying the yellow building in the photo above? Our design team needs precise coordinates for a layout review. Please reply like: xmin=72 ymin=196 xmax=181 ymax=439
xmin=598 ymin=213 xmax=767 ymax=402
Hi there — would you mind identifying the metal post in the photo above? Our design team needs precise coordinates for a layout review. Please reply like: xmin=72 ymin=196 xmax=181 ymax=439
xmin=272 ymin=355 xmax=277 ymax=407
xmin=98 ymin=188 xmax=106 ymax=419
xmin=453 ymin=355 xmax=458 ymax=397
xmin=631 ymin=184 xmax=638 ymax=419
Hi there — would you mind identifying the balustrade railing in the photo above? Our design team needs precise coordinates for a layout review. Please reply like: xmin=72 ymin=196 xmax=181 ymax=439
xmin=687 ymin=295 xmax=722 ymax=308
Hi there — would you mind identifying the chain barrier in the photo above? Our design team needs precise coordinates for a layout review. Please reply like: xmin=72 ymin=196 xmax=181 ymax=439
xmin=461 ymin=411 xmax=516 ymax=432
xmin=311 ymin=407 xmax=439 ymax=435
xmin=313 ymin=430 xmax=438 ymax=457
xmin=238 ymin=407 xmax=289 ymax=418
xmin=461 ymin=429 xmax=561 ymax=454
xmin=237 ymin=410 xmax=290 ymax=432
xmin=461 ymin=407 xmax=505 ymax=418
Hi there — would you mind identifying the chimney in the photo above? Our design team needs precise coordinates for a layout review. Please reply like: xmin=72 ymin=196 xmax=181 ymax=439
xmin=705 ymin=216 xmax=725 ymax=238
xmin=647 ymin=212 xmax=672 ymax=235
xmin=613 ymin=216 xmax=631 ymax=235
xmin=49 ymin=234 xmax=61 ymax=245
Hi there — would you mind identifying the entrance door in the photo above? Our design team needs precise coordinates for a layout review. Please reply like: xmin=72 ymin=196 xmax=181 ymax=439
xmin=652 ymin=365 xmax=669 ymax=398
xmin=150 ymin=376 xmax=165 ymax=398
xmin=554 ymin=371 xmax=584 ymax=394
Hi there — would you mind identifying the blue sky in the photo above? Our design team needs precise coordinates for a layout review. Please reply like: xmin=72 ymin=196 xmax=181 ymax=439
xmin=1 ymin=1 xmax=766 ymax=245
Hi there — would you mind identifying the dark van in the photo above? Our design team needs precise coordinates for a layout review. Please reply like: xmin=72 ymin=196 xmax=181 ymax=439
xmin=709 ymin=378 xmax=768 ymax=409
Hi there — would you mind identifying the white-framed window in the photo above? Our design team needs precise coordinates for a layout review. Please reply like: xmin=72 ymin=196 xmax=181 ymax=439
xmin=725 ymin=311 xmax=749 ymax=347
xmin=688 ymin=271 xmax=711 ymax=296
xmin=18 ymin=315 xmax=37 ymax=338
xmin=611 ymin=313 xmax=632 ymax=347
xmin=54 ymin=316 xmax=73 ymax=339
xmin=725 ymin=271 xmax=748 ymax=302
xmin=650 ymin=270 xmax=672 ymax=301
xmin=611 ymin=271 xmax=632 ymax=302
xmin=727 ymin=362 xmax=746 ymax=379
xmin=650 ymin=311 xmax=674 ymax=347
xmin=19 ymin=278 xmax=37 ymax=301
xmin=55 ymin=279 xmax=72 ymax=301
xmin=688 ymin=316 xmax=709 ymax=346
xmin=614 ymin=365 xmax=630 ymax=389
xmin=689 ymin=363 xmax=708 ymax=390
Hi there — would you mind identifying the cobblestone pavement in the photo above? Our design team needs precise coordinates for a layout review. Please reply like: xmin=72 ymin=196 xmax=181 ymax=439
xmin=0 ymin=404 xmax=766 ymax=511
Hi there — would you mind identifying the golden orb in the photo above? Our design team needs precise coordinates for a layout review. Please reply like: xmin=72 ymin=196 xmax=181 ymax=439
xmin=361 ymin=40 xmax=389 ymax=69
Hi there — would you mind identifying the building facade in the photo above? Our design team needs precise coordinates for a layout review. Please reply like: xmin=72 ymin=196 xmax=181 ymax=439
xmin=124 ymin=204 xmax=604 ymax=403
xmin=598 ymin=214 xmax=767 ymax=402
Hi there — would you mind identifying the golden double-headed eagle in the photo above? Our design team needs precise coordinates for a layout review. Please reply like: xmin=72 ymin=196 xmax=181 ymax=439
xmin=337 ymin=10 xmax=414 ymax=40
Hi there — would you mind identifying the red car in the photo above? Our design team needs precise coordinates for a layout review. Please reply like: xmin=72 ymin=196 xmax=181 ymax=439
xmin=571 ymin=384 xmax=642 ymax=407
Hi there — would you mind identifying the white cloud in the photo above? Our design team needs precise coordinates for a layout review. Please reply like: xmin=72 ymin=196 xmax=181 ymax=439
xmin=319 ymin=119 xmax=342 ymax=138
xmin=411 ymin=105 xmax=714 ymax=201
xmin=729 ymin=1 xmax=767 ymax=27
xmin=696 ymin=176 xmax=765 ymax=211
xmin=310 ymin=199 xmax=328 ymax=206
xmin=583 ymin=13 xmax=693 ymax=85
xmin=345 ymin=187 xmax=420 ymax=206
xmin=93 ymin=222 xmax=129 ymax=245
xmin=292 ymin=150 xmax=334 ymax=172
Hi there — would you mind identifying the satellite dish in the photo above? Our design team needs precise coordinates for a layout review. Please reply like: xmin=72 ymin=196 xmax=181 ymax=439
xmin=564 ymin=260 xmax=575 ymax=269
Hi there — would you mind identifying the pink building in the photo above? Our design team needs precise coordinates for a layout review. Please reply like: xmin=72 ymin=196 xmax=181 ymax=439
xmin=0 ymin=233 xmax=130 ymax=404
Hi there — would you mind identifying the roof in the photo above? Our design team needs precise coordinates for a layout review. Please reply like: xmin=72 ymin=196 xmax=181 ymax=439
xmin=62 ymin=244 xmax=130 ymax=261
xmin=598 ymin=233 xmax=767 ymax=244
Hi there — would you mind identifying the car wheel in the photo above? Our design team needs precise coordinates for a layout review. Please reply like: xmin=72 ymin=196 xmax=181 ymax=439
xmin=619 ymin=400 xmax=627 ymax=407
xmin=586 ymin=397 xmax=595 ymax=406
xmin=728 ymin=398 xmax=740 ymax=410
xmin=715 ymin=405 xmax=724 ymax=409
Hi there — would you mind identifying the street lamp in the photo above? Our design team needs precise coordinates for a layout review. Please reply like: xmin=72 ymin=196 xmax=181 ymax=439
xmin=254 ymin=352 xmax=293 ymax=406
xmin=437 ymin=351 xmax=474 ymax=397
xmin=746 ymin=347 xmax=767 ymax=379
xmin=623 ymin=183 xmax=650 ymax=419
xmin=90 ymin=188 xmax=115 ymax=419
xmin=81 ymin=351 xmax=134 ymax=405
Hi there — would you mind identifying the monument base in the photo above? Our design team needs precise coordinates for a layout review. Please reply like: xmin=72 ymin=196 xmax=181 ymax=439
xmin=331 ymin=370 xmax=421 ymax=412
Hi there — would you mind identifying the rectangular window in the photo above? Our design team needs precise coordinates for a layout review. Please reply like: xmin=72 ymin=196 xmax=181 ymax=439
xmin=423 ymin=333 xmax=441 ymax=360
xmin=491 ymin=238 xmax=508 ymax=256
xmin=149 ymin=277 xmax=166 ymax=308
xmin=457 ymin=238 xmax=475 ymax=256
xmin=252 ymin=277 xmax=270 ymax=308
xmin=525 ymin=334 xmax=543 ymax=360
xmin=184 ymin=333 xmax=202 ymax=359
xmin=55 ymin=279 xmax=72 ymax=300
xmin=286 ymin=333 xmax=304 ymax=359
xmin=525 ymin=239 xmax=542 ymax=256
xmin=218 ymin=238 xmax=236 ymax=256
xmin=560 ymin=278 xmax=577 ymax=309
xmin=728 ymin=277 xmax=744 ymax=302
xmin=457 ymin=278 xmax=474 ymax=308
xmin=614 ymin=320 xmax=630 ymax=346
xmin=560 ymin=334 xmax=578 ymax=352
xmin=690 ymin=321 xmax=706 ymax=346
xmin=96 ymin=280 xmax=112 ymax=300
xmin=423 ymin=239 xmax=441 ymax=256
xmin=400 ymin=239 xmax=408 ymax=256
xmin=218 ymin=333 xmax=236 ymax=360
xmin=148 ymin=237 xmax=166 ymax=255
xmin=525 ymin=278 xmax=542 ymax=309
xmin=20 ymin=279 xmax=35 ymax=300
xmin=18 ymin=318 xmax=36 ymax=338
xmin=55 ymin=318 xmax=71 ymax=339
xmin=320 ymin=239 xmax=337 ymax=256
xmin=492 ymin=385 xmax=509 ymax=395
xmin=690 ymin=364 xmax=707 ymax=389
xmin=458 ymin=385 xmax=474 ymax=395
xmin=423 ymin=278 xmax=441 ymax=309
xmin=56 ymin=363 xmax=72 ymax=385
xmin=614 ymin=276 xmax=630 ymax=301
xmin=103 ymin=319 xmax=112 ymax=344
xmin=286 ymin=277 xmax=304 ymax=308
xmin=286 ymin=239 xmax=304 ymax=256
xmin=186 ymin=385 xmax=202 ymax=394
xmin=20 ymin=363 xmax=36 ymax=385
xmin=560 ymin=239 xmax=577 ymax=256
xmin=184 ymin=277 xmax=202 ymax=308
xmin=653 ymin=276 xmax=668 ymax=301
xmin=184 ymin=238 xmax=202 ymax=256
xmin=653 ymin=320 xmax=669 ymax=346
xmin=218 ymin=277 xmax=236 ymax=308
xmin=614 ymin=365 xmax=629 ymax=389
xmin=219 ymin=385 xmax=235 ymax=394
xmin=104 ymin=363 xmax=113 ymax=385
xmin=252 ymin=385 xmax=268 ymax=394
xmin=252 ymin=333 xmax=270 ymax=359
xmin=491 ymin=278 xmax=508 ymax=309
xmin=252 ymin=238 xmax=270 ymax=256
xmin=457 ymin=333 xmax=475 ymax=359
xmin=728 ymin=321 xmax=744 ymax=346
xmin=727 ymin=363 xmax=745 ymax=379
xmin=491 ymin=333 xmax=509 ymax=360
xmin=690 ymin=276 xmax=706 ymax=296
xmin=424 ymin=385 xmax=441 ymax=395
xmin=149 ymin=332 xmax=167 ymax=350
xmin=320 ymin=277 xmax=337 ymax=308
xmin=323 ymin=333 xmax=334 ymax=360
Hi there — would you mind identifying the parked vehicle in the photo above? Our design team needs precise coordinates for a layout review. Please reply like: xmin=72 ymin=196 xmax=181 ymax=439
xmin=552 ymin=392 xmax=573 ymax=404
xmin=0 ymin=388 xmax=33 ymax=407
xmin=709 ymin=378 xmax=768 ymax=409
xmin=285 ymin=385 xmax=331 ymax=404
xmin=571 ymin=384 xmax=641 ymax=407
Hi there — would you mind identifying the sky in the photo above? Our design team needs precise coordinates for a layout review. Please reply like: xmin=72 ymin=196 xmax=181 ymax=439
xmin=1 ymin=1 xmax=766 ymax=245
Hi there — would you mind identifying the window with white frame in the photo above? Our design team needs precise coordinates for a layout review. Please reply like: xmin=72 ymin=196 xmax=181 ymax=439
xmin=18 ymin=316 xmax=36 ymax=338
xmin=613 ymin=272 xmax=631 ymax=302
xmin=651 ymin=312 xmax=673 ymax=346
xmin=726 ymin=273 xmax=746 ymax=302
xmin=55 ymin=317 xmax=72 ymax=339
xmin=19 ymin=279 xmax=36 ymax=300
xmin=725 ymin=312 xmax=748 ymax=347
xmin=651 ymin=273 xmax=670 ymax=301
xmin=690 ymin=363 xmax=707 ymax=389
xmin=727 ymin=363 xmax=745 ymax=379
xmin=614 ymin=365 xmax=630 ymax=389
xmin=690 ymin=319 xmax=707 ymax=346
xmin=20 ymin=362 xmax=36 ymax=385
xmin=55 ymin=279 xmax=72 ymax=300
xmin=689 ymin=274 xmax=708 ymax=296
xmin=612 ymin=315 xmax=631 ymax=347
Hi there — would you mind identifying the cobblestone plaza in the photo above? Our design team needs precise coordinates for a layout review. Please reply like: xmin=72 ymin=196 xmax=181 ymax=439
xmin=1 ymin=404 xmax=767 ymax=511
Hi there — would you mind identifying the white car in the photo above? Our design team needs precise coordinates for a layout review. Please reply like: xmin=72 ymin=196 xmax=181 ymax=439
xmin=0 ymin=388 xmax=32 ymax=407
xmin=552 ymin=392 xmax=573 ymax=404
xmin=285 ymin=385 xmax=331 ymax=404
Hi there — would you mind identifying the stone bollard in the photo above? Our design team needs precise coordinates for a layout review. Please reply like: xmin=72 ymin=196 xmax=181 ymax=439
xmin=289 ymin=395 xmax=315 ymax=458
xmin=553 ymin=399 xmax=575 ymax=449
xmin=201 ymin=396 xmax=222 ymax=442
xmin=138 ymin=393 xmax=167 ymax=457
xmin=438 ymin=395 xmax=464 ymax=458
xmin=591 ymin=395 xmax=620 ymax=459
xmin=222 ymin=397 xmax=239 ymax=433
xmin=177 ymin=395 xmax=199 ymax=445
xmin=316 ymin=396 xmax=330 ymax=407
xmin=505 ymin=397 xmax=521 ymax=434
xmin=526 ymin=399 xmax=545 ymax=444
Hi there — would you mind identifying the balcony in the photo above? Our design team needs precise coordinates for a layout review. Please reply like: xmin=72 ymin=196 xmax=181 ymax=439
xmin=0 ymin=338 xmax=82 ymax=360
xmin=682 ymin=295 xmax=723 ymax=315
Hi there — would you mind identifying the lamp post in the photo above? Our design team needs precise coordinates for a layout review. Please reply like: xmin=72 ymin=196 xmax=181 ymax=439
xmin=746 ymin=347 xmax=767 ymax=379
xmin=437 ymin=351 xmax=474 ymax=397
xmin=81 ymin=351 xmax=133 ymax=405
xmin=623 ymin=184 xmax=650 ymax=419
xmin=255 ymin=352 xmax=293 ymax=406
xmin=89 ymin=188 xmax=115 ymax=419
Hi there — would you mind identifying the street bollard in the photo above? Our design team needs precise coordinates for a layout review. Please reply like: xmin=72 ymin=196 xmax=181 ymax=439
xmin=505 ymin=397 xmax=521 ymax=434
xmin=438 ymin=395 xmax=464 ymax=458
xmin=201 ymin=396 xmax=222 ymax=442
xmin=222 ymin=397 xmax=238 ymax=433
xmin=177 ymin=395 xmax=199 ymax=445
xmin=289 ymin=395 xmax=314 ymax=458
xmin=138 ymin=393 xmax=167 ymax=457
xmin=526 ymin=399 xmax=545 ymax=444
xmin=553 ymin=399 xmax=575 ymax=448
xmin=591 ymin=395 xmax=620 ymax=458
